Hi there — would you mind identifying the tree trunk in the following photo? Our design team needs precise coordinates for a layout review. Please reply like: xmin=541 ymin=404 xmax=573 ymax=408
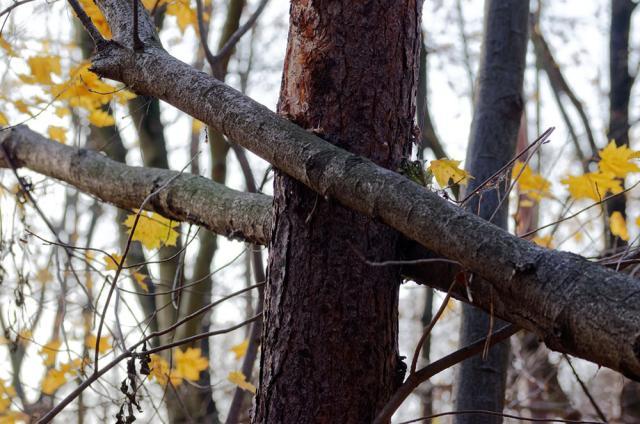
xmin=453 ymin=1 xmax=529 ymax=423
xmin=606 ymin=0 xmax=635 ymax=248
xmin=253 ymin=1 xmax=421 ymax=422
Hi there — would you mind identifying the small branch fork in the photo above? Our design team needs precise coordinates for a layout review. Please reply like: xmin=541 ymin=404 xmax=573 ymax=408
xmin=373 ymin=324 xmax=520 ymax=424
xmin=195 ymin=0 xmax=270 ymax=77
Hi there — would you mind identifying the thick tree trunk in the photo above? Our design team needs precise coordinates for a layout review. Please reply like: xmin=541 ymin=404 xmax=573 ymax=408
xmin=453 ymin=1 xmax=529 ymax=423
xmin=253 ymin=1 xmax=421 ymax=422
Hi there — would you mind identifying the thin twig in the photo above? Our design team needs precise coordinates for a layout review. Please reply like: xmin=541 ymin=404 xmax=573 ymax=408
xmin=372 ymin=324 xmax=520 ymax=424
xmin=67 ymin=0 xmax=106 ymax=46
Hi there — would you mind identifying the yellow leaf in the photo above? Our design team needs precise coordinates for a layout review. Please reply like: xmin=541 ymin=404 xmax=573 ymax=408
xmin=598 ymin=140 xmax=640 ymax=178
xmin=54 ymin=107 xmax=70 ymax=118
xmin=227 ymin=371 xmax=256 ymax=394
xmin=561 ymin=172 xmax=623 ymax=202
xmin=0 ymin=36 xmax=16 ymax=57
xmin=610 ymin=211 xmax=630 ymax=241
xmin=88 ymin=109 xmax=115 ymax=127
xmin=132 ymin=272 xmax=150 ymax=293
xmin=41 ymin=367 xmax=68 ymax=395
xmin=85 ymin=334 xmax=111 ymax=354
xmin=47 ymin=126 xmax=66 ymax=144
xmin=0 ymin=112 xmax=8 ymax=126
xmin=35 ymin=268 xmax=53 ymax=284
xmin=192 ymin=119 xmax=204 ymax=132
xmin=123 ymin=211 xmax=179 ymax=250
xmin=13 ymin=100 xmax=30 ymax=115
xmin=428 ymin=159 xmax=472 ymax=188
xmin=149 ymin=354 xmax=183 ymax=386
xmin=26 ymin=55 xmax=61 ymax=85
xmin=39 ymin=340 xmax=61 ymax=367
xmin=76 ymin=0 xmax=112 ymax=38
xmin=512 ymin=162 xmax=551 ymax=201
xmin=174 ymin=348 xmax=208 ymax=382
xmin=103 ymin=253 xmax=123 ymax=271
xmin=0 ymin=379 xmax=16 ymax=412
xmin=166 ymin=0 xmax=198 ymax=34
xmin=532 ymin=235 xmax=554 ymax=248
xmin=230 ymin=339 xmax=249 ymax=360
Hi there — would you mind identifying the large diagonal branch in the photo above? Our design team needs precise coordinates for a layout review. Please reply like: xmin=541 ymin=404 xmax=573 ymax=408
xmin=18 ymin=0 xmax=640 ymax=379
xmin=2 ymin=122 xmax=640 ymax=379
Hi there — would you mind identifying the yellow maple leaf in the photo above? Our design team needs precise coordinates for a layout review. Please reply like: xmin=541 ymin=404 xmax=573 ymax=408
xmin=41 ymin=367 xmax=68 ymax=395
xmin=230 ymin=339 xmax=249 ymax=360
xmin=227 ymin=371 xmax=256 ymax=394
xmin=609 ymin=211 xmax=630 ymax=241
xmin=532 ymin=235 xmax=554 ymax=248
xmin=103 ymin=253 xmax=123 ymax=271
xmin=39 ymin=340 xmax=61 ymax=367
xmin=13 ymin=100 xmax=30 ymax=115
xmin=561 ymin=172 xmax=623 ymax=202
xmin=54 ymin=107 xmax=70 ymax=118
xmin=149 ymin=354 xmax=183 ymax=386
xmin=47 ymin=126 xmax=66 ymax=144
xmin=174 ymin=348 xmax=208 ymax=381
xmin=166 ymin=0 xmax=198 ymax=34
xmin=598 ymin=140 xmax=640 ymax=178
xmin=0 ymin=379 xmax=15 ymax=413
xmin=512 ymin=162 xmax=551 ymax=201
xmin=124 ymin=211 xmax=179 ymax=250
xmin=77 ymin=0 xmax=112 ymax=38
xmin=0 ymin=112 xmax=8 ymax=126
xmin=88 ymin=109 xmax=115 ymax=127
xmin=85 ymin=334 xmax=111 ymax=354
xmin=428 ymin=159 xmax=472 ymax=188
xmin=26 ymin=55 xmax=61 ymax=85
xmin=132 ymin=272 xmax=150 ymax=293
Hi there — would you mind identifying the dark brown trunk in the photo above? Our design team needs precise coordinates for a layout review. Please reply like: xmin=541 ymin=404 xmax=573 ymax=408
xmin=253 ymin=1 xmax=421 ymax=422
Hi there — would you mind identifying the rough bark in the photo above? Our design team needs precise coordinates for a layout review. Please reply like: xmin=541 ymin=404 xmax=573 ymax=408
xmin=453 ymin=2 xmax=529 ymax=422
xmin=253 ymin=1 xmax=420 ymax=422
xmin=7 ymin=0 xmax=640 ymax=380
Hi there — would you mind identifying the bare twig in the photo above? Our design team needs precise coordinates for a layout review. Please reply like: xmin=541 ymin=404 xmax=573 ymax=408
xmin=373 ymin=324 xmax=520 ymax=424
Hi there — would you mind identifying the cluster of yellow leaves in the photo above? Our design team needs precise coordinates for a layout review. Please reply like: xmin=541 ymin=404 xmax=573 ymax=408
xmin=227 ymin=371 xmax=256 ymax=394
xmin=124 ymin=211 xmax=179 ymax=250
xmin=85 ymin=334 xmax=112 ymax=354
xmin=148 ymin=348 xmax=209 ymax=387
xmin=39 ymin=340 xmax=62 ymax=367
xmin=427 ymin=159 xmax=472 ymax=188
xmin=512 ymin=162 xmax=551 ymax=202
xmin=41 ymin=359 xmax=86 ymax=395
xmin=562 ymin=141 xmax=640 ymax=202
xmin=141 ymin=0 xmax=200 ymax=34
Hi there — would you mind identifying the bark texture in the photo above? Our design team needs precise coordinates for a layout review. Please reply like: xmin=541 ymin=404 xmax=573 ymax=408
xmin=253 ymin=1 xmax=421 ymax=422
xmin=10 ymin=0 xmax=640 ymax=379
xmin=453 ymin=2 xmax=529 ymax=422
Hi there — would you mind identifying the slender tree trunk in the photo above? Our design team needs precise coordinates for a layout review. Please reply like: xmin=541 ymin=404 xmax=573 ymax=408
xmin=453 ymin=2 xmax=529 ymax=423
xmin=253 ymin=1 xmax=421 ymax=422
xmin=606 ymin=0 xmax=635 ymax=248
